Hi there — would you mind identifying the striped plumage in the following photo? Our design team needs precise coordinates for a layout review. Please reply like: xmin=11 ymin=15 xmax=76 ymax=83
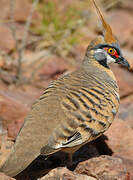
xmin=0 ymin=0 xmax=130 ymax=177
xmin=40 ymin=59 xmax=119 ymax=155
xmin=0 ymin=47 xmax=120 ymax=177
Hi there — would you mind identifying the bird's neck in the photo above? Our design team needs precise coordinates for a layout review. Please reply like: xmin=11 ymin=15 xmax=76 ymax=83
xmin=83 ymin=55 xmax=117 ymax=83
xmin=82 ymin=57 xmax=119 ymax=98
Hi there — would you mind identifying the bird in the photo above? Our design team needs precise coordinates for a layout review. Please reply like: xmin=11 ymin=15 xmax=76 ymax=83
xmin=0 ymin=0 xmax=130 ymax=177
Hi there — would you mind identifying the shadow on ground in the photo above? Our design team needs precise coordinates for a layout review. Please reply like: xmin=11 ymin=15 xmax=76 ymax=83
xmin=15 ymin=135 xmax=113 ymax=180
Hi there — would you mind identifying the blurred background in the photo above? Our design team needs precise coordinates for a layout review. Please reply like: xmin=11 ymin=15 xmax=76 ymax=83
xmin=0 ymin=0 xmax=133 ymax=179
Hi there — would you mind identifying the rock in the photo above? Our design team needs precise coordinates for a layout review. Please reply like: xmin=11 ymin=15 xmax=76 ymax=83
xmin=122 ymin=49 xmax=133 ymax=71
xmin=0 ymin=90 xmax=28 ymax=139
xmin=39 ymin=167 xmax=97 ymax=180
xmin=0 ymin=26 xmax=16 ymax=53
xmin=111 ymin=64 xmax=133 ymax=97
xmin=0 ymin=88 xmax=30 ymax=168
xmin=120 ymin=94 xmax=133 ymax=105
xmin=121 ymin=0 xmax=133 ymax=11
xmin=0 ymin=0 xmax=41 ymax=52
xmin=119 ymin=157 xmax=133 ymax=180
xmin=0 ymin=173 xmax=15 ymax=180
xmin=0 ymin=86 xmax=42 ymax=177
xmin=0 ymin=0 xmax=40 ymax=24
xmin=35 ymin=56 xmax=72 ymax=88
xmin=12 ymin=142 xmax=99 ymax=179
xmin=38 ymin=56 xmax=70 ymax=79
xmin=104 ymin=119 xmax=133 ymax=160
xmin=0 ymin=84 xmax=43 ymax=139
xmin=109 ymin=10 xmax=133 ymax=47
xmin=75 ymin=155 xmax=129 ymax=180
xmin=104 ymin=119 xmax=133 ymax=178
xmin=117 ymin=96 xmax=133 ymax=178
xmin=119 ymin=101 xmax=133 ymax=128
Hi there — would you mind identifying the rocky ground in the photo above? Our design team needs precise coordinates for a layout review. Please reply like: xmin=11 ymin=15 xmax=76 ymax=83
xmin=0 ymin=0 xmax=133 ymax=179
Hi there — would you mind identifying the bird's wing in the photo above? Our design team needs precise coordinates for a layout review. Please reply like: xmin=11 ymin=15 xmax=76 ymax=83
xmin=0 ymin=89 xmax=67 ymax=176
xmin=0 ymin=70 xmax=89 ymax=176
xmin=43 ymin=87 xmax=101 ymax=151
xmin=48 ymin=81 xmax=111 ymax=149
xmin=62 ymin=131 xmax=82 ymax=147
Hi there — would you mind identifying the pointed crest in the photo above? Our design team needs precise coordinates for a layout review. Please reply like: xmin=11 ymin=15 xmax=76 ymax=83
xmin=91 ymin=0 xmax=117 ymax=44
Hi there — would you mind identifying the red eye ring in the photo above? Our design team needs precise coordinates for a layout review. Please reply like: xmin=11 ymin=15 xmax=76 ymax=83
xmin=104 ymin=47 xmax=119 ymax=58
xmin=114 ymin=53 xmax=119 ymax=59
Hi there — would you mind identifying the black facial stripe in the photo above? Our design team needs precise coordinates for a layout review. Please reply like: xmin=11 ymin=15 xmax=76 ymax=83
xmin=98 ymin=59 xmax=109 ymax=69
xmin=93 ymin=44 xmax=121 ymax=55
xmin=92 ymin=44 xmax=122 ymax=69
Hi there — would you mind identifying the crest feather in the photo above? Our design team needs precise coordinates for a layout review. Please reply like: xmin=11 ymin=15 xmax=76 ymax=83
xmin=92 ymin=0 xmax=117 ymax=44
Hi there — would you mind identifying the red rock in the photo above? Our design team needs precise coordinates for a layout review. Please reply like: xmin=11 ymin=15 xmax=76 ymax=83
xmin=122 ymin=49 xmax=133 ymax=71
xmin=38 ymin=56 xmax=70 ymax=79
xmin=0 ymin=26 xmax=15 ymax=52
xmin=104 ymin=119 xmax=133 ymax=178
xmin=0 ymin=90 xmax=28 ymax=166
xmin=0 ymin=87 xmax=41 ymax=140
xmin=0 ymin=90 xmax=28 ymax=136
xmin=111 ymin=64 xmax=133 ymax=97
xmin=109 ymin=11 xmax=133 ymax=46
xmin=120 ymin=94 xmax=133 ymax=105
xmin=119 ymin=157 xmax=133 ymax=180
xmin=75 ymin=155 xmax=129 ymax=180
xmin=34 ymin=56 xmax=72 ymax=88
xmin=105 ymin=119 xmax=133 ymax=160
xmin=121 ymin=0 xmax=133 ymax=11
xmin=0 ymin=0 xmax=41 ymax=52
xmin=0 ymin=0 xmax=40 ymax=23
xmin=119 ymin=101 xmax=133 ymax=128
xmin=41 ymin=167 xmax=97 ymax=180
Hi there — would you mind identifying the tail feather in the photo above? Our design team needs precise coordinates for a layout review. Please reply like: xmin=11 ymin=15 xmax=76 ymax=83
xmin=0 ymin=131 xmax=40 ymax=177
xmin=0 ymin=107 xmax=49 ymax=177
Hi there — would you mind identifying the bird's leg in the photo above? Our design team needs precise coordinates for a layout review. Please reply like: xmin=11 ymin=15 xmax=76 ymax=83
xmin=67 ymin=153 xmax=73 ymax=167
xmin=60 ymin=152 xmax=73 ymax=167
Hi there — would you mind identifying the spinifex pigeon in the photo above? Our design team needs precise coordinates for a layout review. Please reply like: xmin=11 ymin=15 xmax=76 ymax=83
xmin=0 ymin=0 xmax=130 ymax=177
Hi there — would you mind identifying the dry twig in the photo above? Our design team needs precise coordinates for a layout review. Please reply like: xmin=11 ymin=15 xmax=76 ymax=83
xmin=0 ymin=0 xmax=88 ymax=86
xmin=9 ymin=0 xmax=39 ymax=84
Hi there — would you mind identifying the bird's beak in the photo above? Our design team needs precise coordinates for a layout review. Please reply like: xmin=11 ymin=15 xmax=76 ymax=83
xmin=116 ymin=56 xmax=130 ymax=70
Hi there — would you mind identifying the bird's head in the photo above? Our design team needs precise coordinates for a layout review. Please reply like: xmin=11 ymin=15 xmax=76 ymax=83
xmin=85 ymin=0 xmax=130 ymax=70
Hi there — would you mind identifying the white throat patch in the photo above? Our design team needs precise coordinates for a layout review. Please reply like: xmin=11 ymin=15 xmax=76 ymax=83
xmin=106 ymin=53 xmax=115 ymax=64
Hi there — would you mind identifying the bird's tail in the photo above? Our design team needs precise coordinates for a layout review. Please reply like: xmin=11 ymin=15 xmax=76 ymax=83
xmin=0 ymin=108 xmax=47 ymax=177
xmin=0 ymin=120 xmax=40 ymax=177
